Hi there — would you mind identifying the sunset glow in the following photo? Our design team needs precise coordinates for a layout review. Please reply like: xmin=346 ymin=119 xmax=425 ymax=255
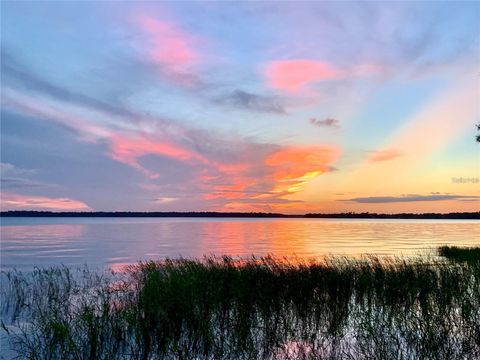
xmin=1 ymin=1 xmax=478 ymax=213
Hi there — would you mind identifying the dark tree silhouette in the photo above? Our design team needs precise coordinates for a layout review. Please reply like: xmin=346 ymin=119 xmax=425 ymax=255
xmin=1 ymin=211 xmax=479 ymax=219
xmin=477 ymin=124 xmax=480 ymax=142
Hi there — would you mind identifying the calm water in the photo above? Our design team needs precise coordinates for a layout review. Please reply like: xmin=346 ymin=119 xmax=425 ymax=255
xmin=1 ymin=217 xmax=479 ymax=270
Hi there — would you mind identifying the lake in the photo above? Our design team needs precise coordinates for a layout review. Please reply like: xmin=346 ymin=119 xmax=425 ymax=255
xmin=1 ymin=217 xmax=479 ymax=270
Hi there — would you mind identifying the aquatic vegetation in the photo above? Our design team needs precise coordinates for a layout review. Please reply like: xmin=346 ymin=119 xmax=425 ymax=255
xmin=1 ymin=252 xmax=479 ymax=359
xmin=438 ymin=245 xmax=480 ymax=262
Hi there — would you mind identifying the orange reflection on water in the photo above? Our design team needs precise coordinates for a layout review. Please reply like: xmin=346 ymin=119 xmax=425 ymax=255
xmin=2 ymin=219 xmax=479 ymax=270
xmin=196 ymin=219 xmax=480 ymax=261
xmin=195 ymin=220 xmax=355 ymax=260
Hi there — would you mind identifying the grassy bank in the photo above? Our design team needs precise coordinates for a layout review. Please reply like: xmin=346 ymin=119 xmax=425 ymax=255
xmin=1 ymin=250 xmax=480 ymax=359
xmin=439 ymin=245 xmax=480 ymax=262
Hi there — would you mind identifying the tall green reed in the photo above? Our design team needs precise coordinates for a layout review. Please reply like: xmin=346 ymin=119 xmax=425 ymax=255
xmin=1 ymin=252 xmax=479 ymax=359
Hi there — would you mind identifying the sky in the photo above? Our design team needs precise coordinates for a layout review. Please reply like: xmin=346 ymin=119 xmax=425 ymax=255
xmin=1 ymin=1 xmax=479 ymax=214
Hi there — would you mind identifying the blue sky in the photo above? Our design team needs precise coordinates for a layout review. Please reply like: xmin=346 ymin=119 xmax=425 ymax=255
xmin=1 ymin=1 xmax=479 ymax=213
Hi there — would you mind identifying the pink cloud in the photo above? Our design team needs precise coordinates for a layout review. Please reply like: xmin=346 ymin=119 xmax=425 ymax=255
xmin=0 ymin=192 xmax=91 ymax=211
xmin=136 ymin=15 xmax=200 ymax=73
xmin=264 ymin=60 xmax=339 ymax=92
xmin=3 ymin=86 xmax=342 ymax=213
xmin=263 ymin=60 xmax=382 ymax=92
xmin=368 ymin=149 xmax=402 ymax=162
xmin=109 ymin=134 xmax=210 ymax=178
xmin=33 ymin=127 xmax=335 ymax=209
xmin=2 ymin=90 xmax=209 ymax=179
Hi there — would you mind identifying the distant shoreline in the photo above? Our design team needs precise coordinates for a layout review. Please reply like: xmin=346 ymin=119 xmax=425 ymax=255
xmin=1 ymin=211 xmax=479 ymax=219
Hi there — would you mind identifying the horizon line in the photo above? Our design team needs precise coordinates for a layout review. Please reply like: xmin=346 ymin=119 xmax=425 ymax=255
xmin=1 ymin=210 xmax=479 ymax=219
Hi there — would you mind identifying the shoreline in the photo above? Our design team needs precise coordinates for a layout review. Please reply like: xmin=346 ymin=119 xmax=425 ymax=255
xmin=2 ymin=210 xmax=480 ymax=219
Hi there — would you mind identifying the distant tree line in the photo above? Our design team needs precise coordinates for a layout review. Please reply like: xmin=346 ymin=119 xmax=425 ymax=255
xmin=0 ymin=211 xmax=291 ymax=218
xmin=1 ymin=211 xmax=479 ymax=219
xmin=305 ymin=212 xmax=480 ymax=219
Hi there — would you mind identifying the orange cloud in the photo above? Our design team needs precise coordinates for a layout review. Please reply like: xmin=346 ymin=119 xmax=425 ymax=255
xmin=201 ymin=168 xmax=254 ymax=201
xmin=265 ymin=145 xmax=339 ymax=183
xmin=368 ymin=149 xmax=402 ymax=162
xmin=0 ymin=192 xmax=91 ymax=211
xmin=136 ymin=15 xmax=200 ymax=72
xmin=264 ymin=60 xmax=339 ymax=92
xmin=3 ymin=84 xmax=342 ymax=213
xmin=202 ymin=145 xmax=340 ymax=210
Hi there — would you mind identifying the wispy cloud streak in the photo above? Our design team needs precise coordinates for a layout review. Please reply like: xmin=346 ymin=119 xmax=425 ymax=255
xmin=309 ymin=118 xmax=340 ymax=128
xmin=368 ymin=149 xmax=402 ymax=162
xmin=0 ymin=192 xmax=91 ymax=211
xmin=341 ymin=194 xmax=480 ymax=203
xmin=264 ymin=60 xmax=381 ymax=92
xmin=2 ymin=78 xmax=339 ymax=211
xmin=214 ymin=90 xmax=286 ymax=114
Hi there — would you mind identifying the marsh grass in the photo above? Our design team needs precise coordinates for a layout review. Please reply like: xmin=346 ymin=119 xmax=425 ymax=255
xmin=438 ymin=245 xmax=480 ymax=263
xmin=1 ymin=252 xmax=479 ymax=359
